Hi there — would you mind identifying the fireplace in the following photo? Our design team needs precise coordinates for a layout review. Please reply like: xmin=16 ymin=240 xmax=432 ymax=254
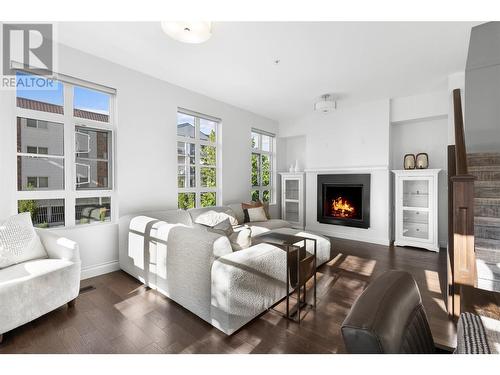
xmin=317 ymin=174 xmax=370 ymax=228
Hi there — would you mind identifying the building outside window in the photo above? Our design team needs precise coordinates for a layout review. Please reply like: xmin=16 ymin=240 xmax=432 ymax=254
xmin=15 ymin=71 xmax=116 ymax=227
xmin=251 ymin=129 xmax=276 ymax=203
xmin=177 ymin=109 xmax=220 ymax=209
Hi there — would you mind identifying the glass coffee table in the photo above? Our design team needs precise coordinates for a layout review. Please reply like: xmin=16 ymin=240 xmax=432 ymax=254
xmin=253 ymin=232 xmax=317 ymax=323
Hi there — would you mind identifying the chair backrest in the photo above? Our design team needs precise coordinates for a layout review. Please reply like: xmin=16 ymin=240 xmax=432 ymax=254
xmin=341 ymin=270 xmax=435 ymax=354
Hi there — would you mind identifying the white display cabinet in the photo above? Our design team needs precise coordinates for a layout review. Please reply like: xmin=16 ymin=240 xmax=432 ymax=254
xmin=393 ymin=169 xmax=441 ymax=252
xmin=279 ymin=172 xmax=305 ymax=229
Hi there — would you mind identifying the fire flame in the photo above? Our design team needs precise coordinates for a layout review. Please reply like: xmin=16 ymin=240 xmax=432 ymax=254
xmin=331 ymin=196 xmax=355 ymax=218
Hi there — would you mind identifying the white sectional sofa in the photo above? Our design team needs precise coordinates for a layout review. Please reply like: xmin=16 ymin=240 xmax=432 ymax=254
xmin=118 ymin=205 xmax=332 ymax=335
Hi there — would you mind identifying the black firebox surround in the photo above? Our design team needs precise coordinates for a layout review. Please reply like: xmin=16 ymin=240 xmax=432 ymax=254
xmin=317 ymin=174 xmax=371 ymax=229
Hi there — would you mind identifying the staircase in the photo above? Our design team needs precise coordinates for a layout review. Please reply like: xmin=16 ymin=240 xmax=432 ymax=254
xmin=468 ymin=152 xmax=500 ymax=292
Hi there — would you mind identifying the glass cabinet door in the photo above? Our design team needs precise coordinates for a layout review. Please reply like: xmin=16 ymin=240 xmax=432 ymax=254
xmin=285 ymin=179 xmax=299 ymax=200
xmin=402 ymin=209 xmax=429 ymax=241
xmin=285 ymin=201 xmax=299 ymax=223
xmin=402 ymin=179 xmax=429 ymax=208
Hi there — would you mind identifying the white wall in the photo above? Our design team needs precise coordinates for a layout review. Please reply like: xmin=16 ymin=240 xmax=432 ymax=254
xmin=0 ymin=43 xmax=278 ymax=278
xmin=278 ymin=99 xmax=391 ymax=245
xmin=390 ymin=118 xmax=449 ymax=247
xmin=390 ymin=90 xmax=450 ymax=248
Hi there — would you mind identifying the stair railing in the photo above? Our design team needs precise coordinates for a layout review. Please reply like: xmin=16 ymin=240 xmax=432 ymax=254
xmin=448 ymin=88 xmax=477 ymax=320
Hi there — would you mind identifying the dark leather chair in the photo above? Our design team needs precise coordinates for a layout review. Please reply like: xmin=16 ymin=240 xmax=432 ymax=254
xmin=341 ymin=270 xmax=435 ymax=354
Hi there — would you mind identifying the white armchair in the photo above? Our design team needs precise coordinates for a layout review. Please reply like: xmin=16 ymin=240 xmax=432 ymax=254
xmin=0 ymin=229 xmax=81 ymax=343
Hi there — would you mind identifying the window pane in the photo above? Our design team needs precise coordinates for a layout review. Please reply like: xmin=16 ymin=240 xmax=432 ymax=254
xmin=177 ymin=112 xmax=195 ymax=138
xmin=37 ymin=177 xmax=48 ymax=188
xmin=73 ymin=86 xmax=110 ymax=122
xmin=177 ymin=142 xmax=195 ymax=165
xmin=263 ymin=190 xmax=270 ymax=203
xmin=251 ymin=132 xmax=259 ymax=149
xmin=251 ymin=153 xmax=260 ymax=186
xmin=201 ymin=167 xmax=216 ymax=188
xmin=178 ymin=166 xmax=196 ymax=188
xmin=76 ymin=197 xmax=111 ymax=225
xmin=17 ymin=117 xmax=64 ymax=156
xmin=75 ymin=127 xmax=111 ymax=160
xmin=16 ymin=72 xmax=64 ymax=114
xmin=200 ymin=192 xmax=216 ymax=207
xmin=178 ymin=193 xmax=196 ymax=209
xmin=261 ymin=154 xmax=270 ymax=187
xmin=18 ymin=199 xmax=65 ymax=228
xmin=251 ymin=190 xmax=260 ymax=202
xmin=199 ymin=118 xmax=217 ymax=142
xmin=17 ymin=156 xmax=64 ymax=191
xmin=75 ymin=160 xmax=110 ymax=189
xmin=75 ymin=127 xmax=112 ymax=190
xmin=261 ymin=135 xmax=271 ymax=152
xmin=200 ymin=145 xmax=216 ymax=166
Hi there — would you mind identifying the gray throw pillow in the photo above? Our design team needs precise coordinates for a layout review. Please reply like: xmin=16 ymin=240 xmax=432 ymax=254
xmin=207 ymin=218 xmax=234 ymax=237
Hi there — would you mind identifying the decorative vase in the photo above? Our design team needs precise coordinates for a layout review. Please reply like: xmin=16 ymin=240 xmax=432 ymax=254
xmin=293 ymin=160 xmax=299 ymax=172
xmin=416 ymin=153 xmax=429 ymax=169
xmin=403 ymin=154 xmax=416 ymax=170
xmin=289 ymin=164 xmax=294 ymax=172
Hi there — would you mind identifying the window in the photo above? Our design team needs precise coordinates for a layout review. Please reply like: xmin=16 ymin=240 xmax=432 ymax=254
xmin=27 ymin=176 xmax=49 ymax=188
xmin=75 ymin=197 xmax=111 ymax=225
xmin=15 ymin=72 xmax=116 ymax=228
xmin=177 ymin=109 xmax=220 ymax=209
xmin=251 ymin=129 xmax=275 ymax=203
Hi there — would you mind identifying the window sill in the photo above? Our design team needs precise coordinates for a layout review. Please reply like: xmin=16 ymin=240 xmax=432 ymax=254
xmin=42 ymin=220 xmax=117 ymax=231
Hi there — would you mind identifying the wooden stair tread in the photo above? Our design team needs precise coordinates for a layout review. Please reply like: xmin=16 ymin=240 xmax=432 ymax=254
xmin=474 ymin=197 xmax=500 ymax=204
xmin=476 ymin=237 xmax=500 ymax=251
xmin=475 ymin=216 xmax=500 ymax=226
xmin=469 ymin=165 xmax=500 ymax=171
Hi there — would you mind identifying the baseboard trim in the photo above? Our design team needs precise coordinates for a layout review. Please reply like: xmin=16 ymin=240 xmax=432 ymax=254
xmin=305 ymin=225 xmax=390 ymax=246
xmin=81 ymin=260 xmax=120 ymax=280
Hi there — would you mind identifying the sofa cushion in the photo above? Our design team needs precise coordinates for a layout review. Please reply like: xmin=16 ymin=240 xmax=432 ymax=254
xmin=263 ymin=227 xmax=333 ymax=266
xmin=0 ymin=258 xmax=73 ymax=284
xmin=0 ymin=213 xmax=47 ymax=269
xmin=207 ymin=218 xmax=234 ymax=237
xmin=241 ymin=200 xmax=270 ymax=220
xmin=227 ymin=204 xmax=245 ymax=224
xmin=228 ymin=225 xmax=252 ymax=251
xmin=194 ymin=210 xmax=239 ymax=227
xmin=247 ymin=219 xmax=291 ymax=237
xmin=244 ymin=206 xmax=268 ymax=223
xmin=188 ymin=206 xmax=239 ymax=227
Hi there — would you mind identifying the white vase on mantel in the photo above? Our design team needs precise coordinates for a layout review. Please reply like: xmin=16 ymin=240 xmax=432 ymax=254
xmin=289 ymin=164 xmax=294 ymax=172
xmin=293 ymin=160 xmax=299 ymax=172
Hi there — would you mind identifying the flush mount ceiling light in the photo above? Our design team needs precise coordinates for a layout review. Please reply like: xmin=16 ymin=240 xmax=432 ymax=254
xmin=314 ymin=94 xmax=336 ymax=113
xmin=161 ymin=21 xmax=212 ymax=44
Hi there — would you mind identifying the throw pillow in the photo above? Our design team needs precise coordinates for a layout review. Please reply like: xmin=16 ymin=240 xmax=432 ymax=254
xmin=194 ymin=210 xmax=239 ymax=227
xmin=207 ymin=218 xmax=234 ymax=237
xmin=241 ymin=200 xmax=271 ymax=220
xmin=0 ymin=212 xmax=48 ymax=269
xmin=244 ymin=206 xmax=268 ymax=222
xmin=228 ymin=225 xmax=252 ymax=250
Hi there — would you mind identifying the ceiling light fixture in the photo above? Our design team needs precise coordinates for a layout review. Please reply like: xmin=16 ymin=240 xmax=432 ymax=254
xmin=161 ymin=21 xmax=212 ymax=44
xmin=314 ymin=94 xmax=336 ymax=113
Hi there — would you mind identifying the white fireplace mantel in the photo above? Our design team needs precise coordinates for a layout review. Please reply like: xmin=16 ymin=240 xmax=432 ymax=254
xmin=304 ymin=165 xmax=389 ymax=173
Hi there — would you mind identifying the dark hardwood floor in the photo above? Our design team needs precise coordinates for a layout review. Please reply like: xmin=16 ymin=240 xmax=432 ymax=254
xmin=0 ymin=237 xmax=457 ymax=354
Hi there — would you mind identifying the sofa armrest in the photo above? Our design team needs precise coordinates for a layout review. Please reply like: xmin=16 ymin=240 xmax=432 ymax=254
xmin=36 ymin=229 xmax=81 ymax=263
xmin=210 ymin=243 xmax=287 ymax=334
xmin=161 ymin=225 xmax=233 ymax=323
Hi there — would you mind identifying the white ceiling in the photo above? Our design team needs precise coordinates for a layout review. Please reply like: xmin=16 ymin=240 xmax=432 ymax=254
xmin=56 ymin=22 xmax=480 ymax=122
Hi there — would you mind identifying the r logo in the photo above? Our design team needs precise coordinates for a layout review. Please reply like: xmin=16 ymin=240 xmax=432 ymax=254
xmin=2 ymin=24 xmax=53 ymax=75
